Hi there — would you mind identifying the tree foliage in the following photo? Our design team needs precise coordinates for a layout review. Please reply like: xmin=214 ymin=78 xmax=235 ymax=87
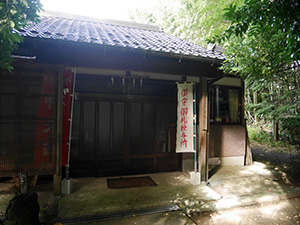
xmin=131 ymin=0 xmax=300 ymax=146
xmin=130 ymin=0 xmax=242 ymax=46
xmin=0 ymin=0 xmax=42 ymax=71
xmin=216 ymin=0 xmax=300 ymax=145
xmin=213 ymin=0 xmax=300 ymax=64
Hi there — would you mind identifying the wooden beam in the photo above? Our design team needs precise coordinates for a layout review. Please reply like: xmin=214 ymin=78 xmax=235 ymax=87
xmin=242 ymin=79 xmax=253 ymax=165
xmin=245 ymin=127 xmax=253 ymax=165
xmin=198 ymin=77 xmax=208 ymax=182
xmin=15 ymin=38 xmax=224 ymax=78
xmin=53 ymin=68 xmax=64 ymax=196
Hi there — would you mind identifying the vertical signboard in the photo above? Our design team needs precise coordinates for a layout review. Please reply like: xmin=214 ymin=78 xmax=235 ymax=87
xmin=176 ymin=83 xmax=195 ymax=153
xmin=34 ymin=70 xmax=73 ymax=166
xmin=34 ymin=74 xmax=55 ymax=164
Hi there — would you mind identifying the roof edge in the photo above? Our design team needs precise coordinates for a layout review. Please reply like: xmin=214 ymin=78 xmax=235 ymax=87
xmin=40 ymin=10 xmax=162 ymax=32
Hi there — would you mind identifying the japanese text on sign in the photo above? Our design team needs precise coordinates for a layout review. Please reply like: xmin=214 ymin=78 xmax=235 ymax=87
xmin=176 ymin=83 xmax=195 ymax=153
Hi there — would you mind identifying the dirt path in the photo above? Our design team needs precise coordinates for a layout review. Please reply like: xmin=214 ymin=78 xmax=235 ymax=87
xmin=188 ymin=148 xmax=300 ymax=225
xmin=251 ymin=148 xmax=296 ymax=167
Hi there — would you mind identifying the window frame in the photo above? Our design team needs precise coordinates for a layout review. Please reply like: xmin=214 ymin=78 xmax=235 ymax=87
xmin=209 ymin=84 xmax=243 ymax=125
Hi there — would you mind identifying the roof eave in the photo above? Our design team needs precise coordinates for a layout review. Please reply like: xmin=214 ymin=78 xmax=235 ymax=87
xmin=15 ymin=36 xmax=225 ymax=78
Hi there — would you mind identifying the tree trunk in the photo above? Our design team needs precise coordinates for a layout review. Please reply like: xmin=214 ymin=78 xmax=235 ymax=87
xmin=253 ymin=91 xmax=257 ymax=122
xmin=273 ymin=121 xmax=279 ymax=142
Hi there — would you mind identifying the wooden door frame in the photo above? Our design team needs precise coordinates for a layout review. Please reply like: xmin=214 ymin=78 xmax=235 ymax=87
xmin=71 ymin=92 xmax=180 ymax=176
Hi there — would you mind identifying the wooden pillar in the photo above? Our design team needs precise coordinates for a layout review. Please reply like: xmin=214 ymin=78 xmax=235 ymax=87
xmin=198 ymin=77 xmax=208 ymax=182
xmin=243 ymin=79 xmax=253 ymax=165
xmin=245 ymin=127 xmax=253 ymax=165
xmin=54 ymin=68 xmax=64 ymax=196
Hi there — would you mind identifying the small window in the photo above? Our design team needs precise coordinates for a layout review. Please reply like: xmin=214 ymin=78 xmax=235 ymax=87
xmin=209 ymin=86 xmax=242 ymax=124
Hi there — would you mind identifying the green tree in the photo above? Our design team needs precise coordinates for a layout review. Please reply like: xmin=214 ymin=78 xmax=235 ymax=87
xmin=130 ymin=0 xmax=242 ymax=46
xmin=0 ymin=0 xmax=42 ymax=71
xmin=215 ymin=0 xmax=300 ymax=145
xmin=223 ymin=32 xmax=300 ymax=126
xmin=131 ymin=0 xmax=300 ymax=146
xmin=213 ymin=0 xmax=300 ymax=64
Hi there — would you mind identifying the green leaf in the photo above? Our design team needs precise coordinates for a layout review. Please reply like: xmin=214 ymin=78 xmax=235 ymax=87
xmin=10 ymin=9 xmax=17 ymax=15
xmin=10 ymin=20 xmax=15 ymax=28
xmin=0 ymin=0 xmax=42 ymax=71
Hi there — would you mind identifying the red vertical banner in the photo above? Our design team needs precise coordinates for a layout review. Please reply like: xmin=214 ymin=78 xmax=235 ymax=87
xmin=61 ymin=70 xmax=73 ymax=166
xmin=34 ymin=71 xmax=73 ymax=166
xmin=34 ymin=75 xmax=55 ymax=164
xmin=176 ymin=83 xmax=195 ymax=153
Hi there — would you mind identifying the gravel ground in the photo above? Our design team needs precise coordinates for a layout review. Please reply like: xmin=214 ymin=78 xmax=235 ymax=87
xmin=252 ymin=147 xmax=300 ymax=186
xmin=251 ymin=148 xmax=296 ymax=167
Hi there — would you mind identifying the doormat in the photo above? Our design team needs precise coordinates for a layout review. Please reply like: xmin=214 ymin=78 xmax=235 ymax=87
xmin=107 ymin=176 xmax=157 ymax=189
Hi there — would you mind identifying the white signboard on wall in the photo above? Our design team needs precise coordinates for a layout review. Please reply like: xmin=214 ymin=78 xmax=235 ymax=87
xmin=176 ymin=83 xmax=195 ymax=153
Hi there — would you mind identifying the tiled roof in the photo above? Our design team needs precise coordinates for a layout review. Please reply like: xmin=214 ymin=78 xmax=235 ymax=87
xmin=16 ymin=12 xmax=225 ymax=60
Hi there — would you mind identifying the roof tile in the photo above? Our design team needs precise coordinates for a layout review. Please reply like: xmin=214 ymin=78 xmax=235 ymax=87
xmin=16 ymin=15 xmax=225 ymax=60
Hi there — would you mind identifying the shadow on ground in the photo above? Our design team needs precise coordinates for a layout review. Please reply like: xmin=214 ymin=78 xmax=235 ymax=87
xmin=1 ymin=161 xmax=300 ymax=224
